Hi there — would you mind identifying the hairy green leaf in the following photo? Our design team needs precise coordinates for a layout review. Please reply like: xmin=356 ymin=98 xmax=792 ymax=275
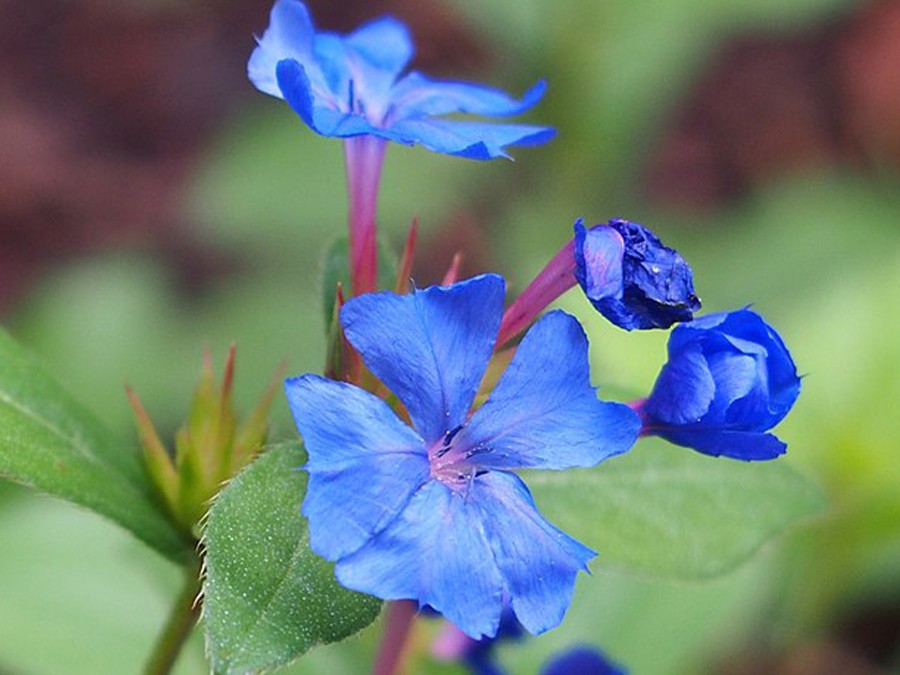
xmin=528 ymin=438 xmax=825 ymax=579
xmin=0 ymin=328 xmax=191 ymax=561
xmin=202 ymin=442 xmax=382 ymax=675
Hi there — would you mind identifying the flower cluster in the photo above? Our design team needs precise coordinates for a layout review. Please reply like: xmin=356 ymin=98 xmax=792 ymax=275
xmin=247 ymin=0 xmax=802 ymax=667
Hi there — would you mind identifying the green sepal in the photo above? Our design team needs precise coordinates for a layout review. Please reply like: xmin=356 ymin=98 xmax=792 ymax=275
xmin=321 ymin=236 xmax=399 ymax=326
xmin=129 ymin=347 xmax=279 ymax=538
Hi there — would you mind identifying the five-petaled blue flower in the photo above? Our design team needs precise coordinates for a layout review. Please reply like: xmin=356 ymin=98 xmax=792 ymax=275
xmin=285 ymin=274 xmax=640 ymax=638
xmin=640 ymin=309 xmax=800 ymax=460
xmin=574 ymin=219 xmax=700 ymax=330
xmin=249 ymin=0 xmax=555 ymax=159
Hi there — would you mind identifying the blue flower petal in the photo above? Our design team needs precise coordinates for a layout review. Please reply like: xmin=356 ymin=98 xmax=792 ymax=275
xmin=335 ymin=480 xmax=506 ymax=639
xmin=340 ymin=274 xmax=505 ymax=443
xmin=715 ymin=311 xmax=800 ymax=422
xmin=659 ymin=428 xmax=787 ymax=461
xmin=541 ymin=645 xmax=628 ymax=675
xmin=346 ymin=16 xmax=413 ymax=83
xmin=458 ymin=311 xmax=640 ymax=470
xmin=387 ymin=118 xmax=556 ymax=159
xmin=248 ymin=0 xmax=316 ymax=98
xmin=313 ymin=17 xmax=414 ymax=120
xmin=613 ymin=220 xmax=700 ymax=327
xmin=475 ymin=472 xmax=595 ymax=635
xmin=312 ymin=33 xmax=352 ymax=100
xmin=389 ymin=74 xmax=546 ymax=119
xmin=705 ymin=350 xmax=766 ymax=425
xmin=645 ymin=344 xmax=715 ymax=425
xmin=574 ymin=220 xmax=624 ymax=302
xmin=285 ymin=374 xmax=429 ymax=559
xmin=276 ymin=59 xmax=381 ymax=137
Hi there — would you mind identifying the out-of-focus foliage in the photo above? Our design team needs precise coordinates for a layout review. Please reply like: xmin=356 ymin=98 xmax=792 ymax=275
xmin=0 ymin=328 xmax=191 ymax=561
xmin=529 ymin=438 xmax=823 ymax=579
xmin=2 ymin=0 xmax=898 ymax=672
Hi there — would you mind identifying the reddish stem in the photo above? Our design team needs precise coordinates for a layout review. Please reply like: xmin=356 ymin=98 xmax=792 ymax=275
xmin=496 ymin=239 xmax=577 ymax=347
xmin=372 ymin=600 xmax=418 ymax=675
xmin=345 ymin=136 xmax=387 ymax=296
xmin=628 ymin=398 xmax=651 ymax=436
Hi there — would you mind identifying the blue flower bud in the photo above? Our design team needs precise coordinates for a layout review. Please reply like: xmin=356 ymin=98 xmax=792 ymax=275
xmin=574 ymin=219 xmax=700 ymax=330
xmin=642 ymin=309 xmax=801 ymax=460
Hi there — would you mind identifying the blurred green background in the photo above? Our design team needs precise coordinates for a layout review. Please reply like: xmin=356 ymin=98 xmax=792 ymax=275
xmin=2 ymin=0 xmax=899 ymax=672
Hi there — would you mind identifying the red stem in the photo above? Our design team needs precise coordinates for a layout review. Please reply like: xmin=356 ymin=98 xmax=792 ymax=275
xmin=496 ymin=239 xmax=577 ymax=347
xmin=345 ymin=136 xmax=387 ymax=296
xmin=372 ymin=600 xmax=418 ymax=675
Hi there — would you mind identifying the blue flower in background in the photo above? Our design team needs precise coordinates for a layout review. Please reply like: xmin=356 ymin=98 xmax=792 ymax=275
xmin=285 ymin=274 xmax=640 ymax=638
xmin=641 ymin=309 xmax=801 ymax=460
xmin=540 ymin=645 xmax=628 ymax=675
xmin=249 ymin=0 xmax=555 ymax=159
xmin=574 ymin=219 xmax=700 ymax=330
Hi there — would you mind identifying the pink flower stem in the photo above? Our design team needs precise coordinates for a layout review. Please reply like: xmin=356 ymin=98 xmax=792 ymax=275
xmin=344 ymin=135 xmax=387 ymax=296
xmin=496 ymin=239 xmax=577 ymax=348
xmin=628 ymin=398 xmax=651 ymax=436
xmin=372 ymin=600 xmax=418 ymax=675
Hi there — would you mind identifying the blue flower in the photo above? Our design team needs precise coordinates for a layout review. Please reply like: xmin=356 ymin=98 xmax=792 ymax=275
xmin=574 ymin=219 xmax=700 ymax=330
xmin=249 ymin=0 xmax=555 ymax=159
xmin=540 ymin=645 xmax=628 ymax=675
xmin=641 ymin=309 xmax=800 ymax=460
xmin=285 ymin=274 xmax=640 ymax=638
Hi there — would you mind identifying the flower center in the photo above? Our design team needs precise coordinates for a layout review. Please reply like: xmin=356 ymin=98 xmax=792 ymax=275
xmin=428 ymin=425 xmax=493 ymax=491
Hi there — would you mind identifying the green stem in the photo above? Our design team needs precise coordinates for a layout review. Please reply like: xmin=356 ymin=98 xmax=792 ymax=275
xmin=143 ymin=559 xmax=202 ymax=675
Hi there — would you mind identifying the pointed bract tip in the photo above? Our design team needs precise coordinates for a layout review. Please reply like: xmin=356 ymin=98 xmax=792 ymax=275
xmin=442 ymin=252 xmax=464 ymax=286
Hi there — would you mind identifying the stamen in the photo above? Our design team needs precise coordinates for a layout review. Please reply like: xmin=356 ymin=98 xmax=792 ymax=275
xmin=464 ymin=469 xmax=477 ymax=502
xmin=435 ymin=424 xmax=464 ymax=458
xmin=443 ymin=424 xmax=463 ymax=446
xmin=464 ymin=444 xmax=493 ymax=459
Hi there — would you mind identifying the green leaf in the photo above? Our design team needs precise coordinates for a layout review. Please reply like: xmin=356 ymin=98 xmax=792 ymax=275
xmin=528 ymin=438 xmax=826 ymax=579
xmin=0 ymin=327 xmax=191 ymax=562
xmin=202 ymin=441 xmax=382 ymax=674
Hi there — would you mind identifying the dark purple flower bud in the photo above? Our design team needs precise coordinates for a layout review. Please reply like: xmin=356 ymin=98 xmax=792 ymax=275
xmin=574 ymin=219 xmax=700 ymax=330
xmin=540 ymin=645 xmax=628 ymax=675
xmin=641 ymin=309 xmax=801 ymax=460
